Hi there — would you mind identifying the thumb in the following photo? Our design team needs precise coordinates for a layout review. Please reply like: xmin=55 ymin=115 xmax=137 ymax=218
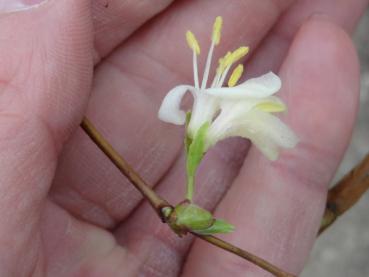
xmin=0 ymin=0 xmax=93 ymax=143
xmin=0 ymin=0 xmax=93 ymax=273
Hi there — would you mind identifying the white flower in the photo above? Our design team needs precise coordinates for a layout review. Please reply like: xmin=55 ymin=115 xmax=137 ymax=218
xmin=158 ymin=16 xmax=298 ymax=160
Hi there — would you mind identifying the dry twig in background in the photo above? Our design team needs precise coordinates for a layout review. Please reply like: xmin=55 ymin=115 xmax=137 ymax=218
xmin=319 ymin=152 xmax=369 ymax=235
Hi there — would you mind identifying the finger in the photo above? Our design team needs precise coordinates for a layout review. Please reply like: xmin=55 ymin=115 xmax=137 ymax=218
xmin=0 ymin=1 xmax=93 ymax=146
xmin=120 ymin=0 xmax=369 ymax=227
xmin=39 ymin=200 xmax=141 ymax=276
xmin=112 ymin=5 xmax=367 ymax=274
xmin=183 ymin=17 xmax=360 ymax=276
xmin=246 ymin=0 xmax=368 ymax=76
xmin=109 ymin=0 xmax=297 ymax=274
xmin=0 ymin=3 xmax=145 ymax=276
xmin=92 ymin=0 xmax=175 ymax=61
xmin=281 ymin=0 xmax=368 ymax=34
xmin=0 ymin=0 xmax=93 ymax=274
xmin=51 ymin=0 xmax=295 ymax=229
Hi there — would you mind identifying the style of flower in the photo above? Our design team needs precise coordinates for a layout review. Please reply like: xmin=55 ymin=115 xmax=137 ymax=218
xmin=158 ymin=16 xmax=298 ymax=161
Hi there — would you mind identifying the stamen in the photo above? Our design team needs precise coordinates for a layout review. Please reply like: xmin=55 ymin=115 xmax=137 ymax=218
xmin=186 ymin=31 xmax=200 ymax=55
xmin=224 ymin=46 xmax=249 ymax=68
xmin=186 ymin=31 xmax=200 ymax=88
xmin=228 ymin=64 xmax=244 ymax=87
xmin=217 ymin=64 xmax=232 ymax=87
xmin=212 ymin=16 xmax=223 ymax=45
xmin=216 ymin=52 xmax=231 ymax=75
xmin=211 ymin=51 xmax=231 ymax=87
xmin=201 ymin=42 xmax=215 ymax=89
xmin=201 ymin=17 xmax=224 ymax=89
xmin=193 ymin=51 xmax=200 ymax=88
xmin=217 ymin=47 xmax=249 ymax=87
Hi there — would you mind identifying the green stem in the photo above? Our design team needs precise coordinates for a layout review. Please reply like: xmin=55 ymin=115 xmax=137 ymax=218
xmin=186 ymin=176 xmax=194 ymax=201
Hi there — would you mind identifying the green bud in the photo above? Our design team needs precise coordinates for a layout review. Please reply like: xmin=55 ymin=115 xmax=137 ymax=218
xmin=175 ymin=202 xmax=214 ymax=231
xmin=168 ymin=202 xmax=235 ymax=236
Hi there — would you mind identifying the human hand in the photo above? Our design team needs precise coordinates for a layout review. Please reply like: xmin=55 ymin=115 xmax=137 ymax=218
xmin=0 ymin=0 xmax=367 ymax=276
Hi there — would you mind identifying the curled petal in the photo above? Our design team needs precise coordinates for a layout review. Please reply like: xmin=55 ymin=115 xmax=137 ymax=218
xmin=216 ymin=96 xmax=286 ymax=126
xmin=246 ymin=110 xmax=298 ymax=149
xmin=207 ymin=109 xmax=298 ymax=160
xmin=158 ymin=85 xmax=193 ymax=125
xmin=205 ymin=72 xmax=281 ymax=99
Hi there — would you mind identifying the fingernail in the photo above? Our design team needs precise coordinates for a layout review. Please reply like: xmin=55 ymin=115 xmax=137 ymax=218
xmin=0 ymin=0 xmax=48 ymax=13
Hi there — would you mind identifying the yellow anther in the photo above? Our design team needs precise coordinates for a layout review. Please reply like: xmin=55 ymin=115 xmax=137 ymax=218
xmin=224 ymin=46 xmax=249 ymax=68
xmin=212 ymin=16 xmax=223 ymax=45
xmin=186 ymin=31 xmax=200 ymax=55
xmin=228 ymin=64 xmax=244 ymax=87
xmin=255 ymin=101 xmax=286 ymax=113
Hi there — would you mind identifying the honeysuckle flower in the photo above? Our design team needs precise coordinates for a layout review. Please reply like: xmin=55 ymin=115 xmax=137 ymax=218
xmin=158 ymin=16 xmax=298 ymax=161
xmin=157 ymin=16 xmax=298 ymax=234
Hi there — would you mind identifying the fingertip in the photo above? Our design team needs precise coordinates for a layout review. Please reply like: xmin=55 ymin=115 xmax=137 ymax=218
xmin=307 ymin=12 xmax=359 ymax=56
xmin=281 ymin=14 xmax=360 ymax=146
xmin=293 ymin=13 xmax=360 ymax=90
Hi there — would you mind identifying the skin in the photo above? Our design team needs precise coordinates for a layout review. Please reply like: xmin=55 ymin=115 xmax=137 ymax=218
xmin=0 ymin=0 xmax=367 ymax=276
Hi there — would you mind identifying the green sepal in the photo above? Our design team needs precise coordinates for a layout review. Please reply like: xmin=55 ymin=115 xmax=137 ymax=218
xmin=186 ymin=122 xmax=210 ymax=197
xmin=184 ymin=112 xmax=192 ymax=155
xmin=193 ymin=219 xmax=235 ymax=235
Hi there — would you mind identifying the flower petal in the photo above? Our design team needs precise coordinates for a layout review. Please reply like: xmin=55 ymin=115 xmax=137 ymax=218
xmin=205 ymin=72 xmax=281 ymax=99
xmin=254 ymin=96 xmax=287 ymax=113
xmin=249 ymin=135 xmax=280 ymax=161
xmin=187 ymin=93 xmax=219 ymax=138
xmin=207 ymin=109 xmax=298 ymax=160
xmin=158 ymin=85 xmax=193 ymax=125
xmin=246 ymin=110 xmax=298 ymax=149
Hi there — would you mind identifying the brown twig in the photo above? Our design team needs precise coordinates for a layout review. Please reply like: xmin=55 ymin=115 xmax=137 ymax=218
xmin=194 ymin=234 xmax=296 ymax=277
xmin=319 ymin=152 xmax=369 ymax=235
xmin=80 ymin=117 xmax=296 ymax=277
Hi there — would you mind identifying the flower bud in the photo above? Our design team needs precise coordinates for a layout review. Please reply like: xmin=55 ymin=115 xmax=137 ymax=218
xmin=174 ymin=202 xmax=214 ymax=231
xmin=167 ymin=201 xmax=234 ymax=236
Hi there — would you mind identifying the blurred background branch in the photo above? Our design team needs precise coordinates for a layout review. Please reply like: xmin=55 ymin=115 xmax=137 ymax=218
xmin=319 ymin=153 xmax=369 ymax=234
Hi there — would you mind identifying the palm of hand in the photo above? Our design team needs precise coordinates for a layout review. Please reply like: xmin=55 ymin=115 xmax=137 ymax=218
xmin=0 ymin=0 xmax=365 ymax=276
